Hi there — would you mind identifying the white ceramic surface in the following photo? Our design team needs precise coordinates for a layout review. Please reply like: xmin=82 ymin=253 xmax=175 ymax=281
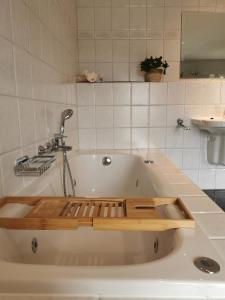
xmin=1 ymin=152 xmax=225 ymax=298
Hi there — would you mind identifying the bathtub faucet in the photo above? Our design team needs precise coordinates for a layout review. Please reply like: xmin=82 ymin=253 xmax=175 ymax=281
xmin=177 ymin=118 xmax=191 ymax=131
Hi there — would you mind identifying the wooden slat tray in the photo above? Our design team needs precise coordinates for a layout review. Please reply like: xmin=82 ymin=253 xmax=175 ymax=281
xmin=0 ymin=197 xmax=195 ymax=231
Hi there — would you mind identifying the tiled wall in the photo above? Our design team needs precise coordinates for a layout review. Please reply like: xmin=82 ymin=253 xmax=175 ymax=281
xmin=0 ymin=0 xmax=78 ymax=197
xmin=77 ymin=80 xmax=225 ymax=190
xmin=76 ymin=0 xmax=225 ymax=82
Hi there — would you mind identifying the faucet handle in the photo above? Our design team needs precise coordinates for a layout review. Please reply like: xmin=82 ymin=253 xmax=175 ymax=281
xmin=54 ymin=133 xmax=67 ymax=139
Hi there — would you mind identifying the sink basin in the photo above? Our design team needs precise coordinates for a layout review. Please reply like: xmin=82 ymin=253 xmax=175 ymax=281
xmin=192 ymin=117 xmax=225 ymax=134
xmin=192 ymin=117 xmax=225 ymax=165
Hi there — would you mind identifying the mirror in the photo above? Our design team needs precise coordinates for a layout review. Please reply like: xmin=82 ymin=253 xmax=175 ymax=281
xmin=181 ymin=11 xmax=225 ymax=79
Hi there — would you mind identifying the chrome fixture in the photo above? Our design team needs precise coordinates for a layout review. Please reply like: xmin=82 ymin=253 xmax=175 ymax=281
xmin=60 ymin=109 xmax=73 ymax=136
xmin=31 ymin=238 xmax=38 ymax=253
xmin=144 ymin=160 xmax=154 ymax=164
xmin=58 ymin=109 xmax=75 ymax=197
xmin=38 ymin=109 xmax=75 ymax=197
xmin=14 ymin=155 xmax=55 ymax=176
xmin=177 ymin=118 xmax=191 ymax=130
xmin=102 ymin=156 xmax=112 ymax=166
xmin=194 ymin=257 xmax=220 ymax=274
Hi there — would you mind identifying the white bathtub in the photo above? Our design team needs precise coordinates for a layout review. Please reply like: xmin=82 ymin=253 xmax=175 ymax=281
xmin=0 ymin=153 xmax=225 ymax=298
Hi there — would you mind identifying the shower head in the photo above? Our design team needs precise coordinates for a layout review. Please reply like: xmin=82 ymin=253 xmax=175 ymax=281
xmin=60 ymin=109 xmax=73 ymax=135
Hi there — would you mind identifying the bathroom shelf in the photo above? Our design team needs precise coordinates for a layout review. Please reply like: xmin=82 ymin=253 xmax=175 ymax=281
xmin=0 ymin=197 xmax=195 ymax=231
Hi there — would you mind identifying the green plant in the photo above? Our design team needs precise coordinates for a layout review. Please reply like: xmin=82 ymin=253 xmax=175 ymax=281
xmin=140 ymin=56 xmax=169 ymax=74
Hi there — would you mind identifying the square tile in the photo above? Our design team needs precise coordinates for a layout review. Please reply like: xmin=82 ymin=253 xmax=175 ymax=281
xmin=113 ymin=83 xmax=131 ymax=105
xmin=114 ymin=106 xmax=131 ymax=127
xmin=0 ymin=95 xmax=21 ymax=154
xmin=113 ymin=40 xmax=130 ymax=62
xmin=94 ymin=8 xmax=111 ymax=30
xmin=132 ymin=106 xmax=149 ymax=127
xmin=95 ymin=40 xmax=113 ymax=62
xmin=149 ymin=106 xmax=166 ymax=127
xmin=112 ymin=7 xmax=129 ymax=30
xmin=168 ymin=81 xmax=185 ymax=104
xmin=132 ymin=83 xmax=149 ymax=105
xmin=0 ymin=37 xmax=16 ymax=96
xmin=132 ymin=128 xmax=148 ymax=148
xmin=149 ymin=127 xmax=166 ymax=148
xmin=96 ymin=128 xmax=114 ymax=149
xmin=150 ymin=82 xmax=167 ymax=105
xmin=95 ymin=106 xmax=113 ymax=128
xmin=77 ymin=83 xmax=95 ymax=106
xmin=114 ymin=128 xmax=131 ymax=149
xmin=78 ymin=106 xmax=95 ymax=128
xmin=95 ymin=83 xmax=113 ymax=105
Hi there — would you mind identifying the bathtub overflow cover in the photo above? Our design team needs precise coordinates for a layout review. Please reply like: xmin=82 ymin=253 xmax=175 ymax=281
xmin=102 ymin=156 xmax=111 ymax=166
xmin=194 ymin=257 xmax=220 ymax=274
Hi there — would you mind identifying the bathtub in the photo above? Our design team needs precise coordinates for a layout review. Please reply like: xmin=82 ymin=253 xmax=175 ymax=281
xmin=0 ymin=153 xmax=225 ymax=298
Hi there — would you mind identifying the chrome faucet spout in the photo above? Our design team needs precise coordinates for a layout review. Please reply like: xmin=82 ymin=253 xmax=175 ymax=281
xmin=177 ymin=118 xmax=191 ymax=131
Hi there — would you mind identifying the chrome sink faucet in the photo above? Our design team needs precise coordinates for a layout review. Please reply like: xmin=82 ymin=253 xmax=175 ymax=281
xmin=177 ymin=118 xmax=191 ymax=131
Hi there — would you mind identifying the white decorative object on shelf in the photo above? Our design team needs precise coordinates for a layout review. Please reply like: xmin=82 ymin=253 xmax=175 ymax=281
xmin=77 ymin=70 xmax=103 ymax=83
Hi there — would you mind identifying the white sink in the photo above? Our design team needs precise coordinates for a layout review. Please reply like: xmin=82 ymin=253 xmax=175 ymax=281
xmin=192 ymin=117 xmax=225 ymax=134
xmin=192 ymin=117 xmax=225 ymax=165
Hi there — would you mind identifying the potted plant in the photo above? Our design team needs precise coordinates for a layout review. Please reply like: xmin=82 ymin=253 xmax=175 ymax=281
xmin=140 ymin=56 xmax=169 ymax=82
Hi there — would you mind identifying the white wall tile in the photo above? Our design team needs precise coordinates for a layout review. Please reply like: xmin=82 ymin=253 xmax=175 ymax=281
xmin=113 ymin=83 xmax=131 ymax=105
xmin=0 ymin=95 xmax=21 ymax=154
xmin=150 ymin=82 xmax=167 ymax=105
xmin=1 ymin=149 xmax=24 ymax=195
xmin=0 ymin=0 xmax=12 ymax=39
xmin=113 ymin=63 xmax=129 ymax=81
xmin=132 ymin=106 xmax=149 ymax=127
xmin=164 ymin=7 xmax=181 ymax=30
xmin=0 ymin=37 xmax=16 ymax=96
xmin=78 ymin=40 xmax=95 ymax=62
xmin=95 ymin=83 xmax=113 ymax=105
xmin=77 ymin=8 xmax=94 ymax=30
xmin=130 ymin=40 xmax=147 ymax=63
xmin=11 ymin=0 xmax=30 ymax=50
xmin=95 ymin=40 xmax=113 ymax=62
xmin=147 ymin=7 xmax=164 ymax=30
xmin=182 ymin=149 xmax=200 ymax=169
xmin=18 ymin=99 xmax=36 ymax=146
xmin=79 ymin=129 xmax=96 ymax=149
xmin=168 ymin=81 xmax=185 ymax=104
xmin=132 ymin=83 xmax=149 ymax=105
xmin=112 ymin=8 xmax=130 ymax=30
xmin=96 ymin=128 xmax=114 ymax=149
xmin=149 ymin=127 xmax=166 ymax=148
xmin=34 ymin=101 xmax=47 ymax=141
xmin=132 ymin=128 xmax=148 ymax=148
xmin=114 ymin=128 xmax=131 ymax=148
xmin=166 ymin=127 xmax=183 ymax=148
xmin=113 ymin=40 xmax=130 ymax=62
xmin=130 ymin=7 xmax=147 ymax=29
xmin=78 ymin=106 xmax=95 ymax=128
xmin=94 ymin=8 xmax=111 ymax=30
xmin=78 ymin=84 xmax=95 ymax=106
xmin=114 ymin=106 xmax=131 ymax=127
xmin=149 ymin=105 xmax=166 ymax=127
xmin=14 ymin=48 xmax=32 ymax=98
xmin=95 ymin=106 xmax=113 ymax=128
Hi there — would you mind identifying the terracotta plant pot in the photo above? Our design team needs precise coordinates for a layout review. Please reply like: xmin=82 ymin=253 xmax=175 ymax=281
xmin=144 ymin=69 xmax=163 ymax=82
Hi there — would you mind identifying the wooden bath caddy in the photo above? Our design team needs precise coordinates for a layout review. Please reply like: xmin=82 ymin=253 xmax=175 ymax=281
xmin=0 ymin=196 xmax=195 ymax=231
